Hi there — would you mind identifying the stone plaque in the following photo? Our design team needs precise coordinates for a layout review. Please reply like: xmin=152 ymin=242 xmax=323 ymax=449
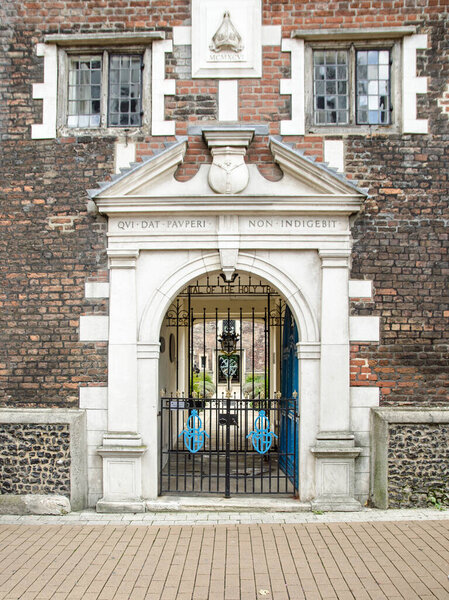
xmin=192 ymin=0 xmax=262 ymax=78
xmin=239 ymin=216 xmax=347 ymax=234
xmin=110 ymin=217 xmax=216 ymax=234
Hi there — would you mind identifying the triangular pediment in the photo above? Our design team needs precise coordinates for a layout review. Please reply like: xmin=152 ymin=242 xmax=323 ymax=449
xmin=91 ymin=135 xmax=366 ymax=215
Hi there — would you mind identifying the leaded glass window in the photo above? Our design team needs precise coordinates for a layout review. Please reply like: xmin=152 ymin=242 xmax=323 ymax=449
xmin=356 ymin=50 xmax=391 ymax=125
xmin=68 ymin=57 xmax=102 ymax=128
xmin=313 ymin=50 xmax=349 ymax=125
xmin=67 ymin=53 xmax=143 ymax=129
xmin=108 ymin=55 xmax=142 ymax=127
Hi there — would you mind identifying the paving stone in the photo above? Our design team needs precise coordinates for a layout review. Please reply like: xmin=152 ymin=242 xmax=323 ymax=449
xmin=0 ymin=518 xmax=448 ymax=599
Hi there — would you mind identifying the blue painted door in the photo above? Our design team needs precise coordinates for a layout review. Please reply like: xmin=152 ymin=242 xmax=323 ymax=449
xmin=279 ymin=305 xmax=299 ymax=490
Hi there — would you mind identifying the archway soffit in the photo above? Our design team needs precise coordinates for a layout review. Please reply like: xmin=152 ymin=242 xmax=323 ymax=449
xmin=138 ymin=252 xmax=319 ymax=344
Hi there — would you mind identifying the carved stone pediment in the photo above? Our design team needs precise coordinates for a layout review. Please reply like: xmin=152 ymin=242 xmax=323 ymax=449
xmin=90 ymin=133 xmax=366 ymax=211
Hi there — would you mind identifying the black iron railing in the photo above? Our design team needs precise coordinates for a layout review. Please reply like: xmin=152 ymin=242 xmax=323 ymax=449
xmin=159 ymin=395 xmax=299 ymax=496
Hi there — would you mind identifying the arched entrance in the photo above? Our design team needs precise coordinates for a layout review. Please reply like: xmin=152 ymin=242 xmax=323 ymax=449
xmin=93 ymin=134 xmax=366 ymax=512
xmin=158 ymin=271 xmax=300 ymax=497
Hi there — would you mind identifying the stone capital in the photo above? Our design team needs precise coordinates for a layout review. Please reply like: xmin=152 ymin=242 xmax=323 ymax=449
xmin=319 ymin=249 xmax=351 ymax=269
xmin=137 ymin=342 xmax=161 ymax=360
xmin=107 ymin=249 xmax=139 ymax=269
xmin=296 ymin=342 xmax=320 ymax=360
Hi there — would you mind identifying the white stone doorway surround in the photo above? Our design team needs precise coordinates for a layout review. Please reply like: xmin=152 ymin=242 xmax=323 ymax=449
xmin=91 ymin=131 xmax=368 ymax=512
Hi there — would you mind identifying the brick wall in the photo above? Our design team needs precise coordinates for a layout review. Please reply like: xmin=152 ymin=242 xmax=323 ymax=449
xmin=0 ymin=136 xmax=112 ymax=406
xmin=0 ymin=0 xmax=448 ymax=409
xmin=348 ymin=14 xmax=449 ymax=405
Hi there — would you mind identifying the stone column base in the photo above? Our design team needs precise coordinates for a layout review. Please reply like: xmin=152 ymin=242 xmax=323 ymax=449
xmin=97 ymin=432 xmax=147 ymax=513
xmin=311 ymin=432 xmax=361 ymax=512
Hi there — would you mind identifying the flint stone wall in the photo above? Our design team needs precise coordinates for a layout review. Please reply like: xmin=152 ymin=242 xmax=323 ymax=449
xmin=0 ymin=423 xmax=71 ymax=496
xmin=388 ymin=423 xmax=449 ymax=507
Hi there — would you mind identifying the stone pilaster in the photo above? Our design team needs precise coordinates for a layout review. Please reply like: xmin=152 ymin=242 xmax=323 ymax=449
xmin=97 ymin=249 xmax=147 ymax=513
xmin=312 ymin=249 xmax=361 ymax=511
xmin=137 ymin=342 xmax=161 ymax=501
xmin=296 ymin=342 xmax=320 ymax=502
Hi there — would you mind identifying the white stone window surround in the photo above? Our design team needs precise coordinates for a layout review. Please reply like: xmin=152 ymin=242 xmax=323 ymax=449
xmin=281 ymin=27 xmax=428 ymax=136
xmin=58 ymin=46 xmax=151 ymax=136
xmin=32 ymin=32 xmax=175 ymax=139
xmin=304 ymin=38 xmax=401 ymax=135
xmin=32 ymin=44 xmax=58 ymax=139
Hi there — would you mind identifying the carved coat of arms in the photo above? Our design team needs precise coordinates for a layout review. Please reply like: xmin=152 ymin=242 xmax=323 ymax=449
xmin=208 ymin=147 xmax=249 ymax=194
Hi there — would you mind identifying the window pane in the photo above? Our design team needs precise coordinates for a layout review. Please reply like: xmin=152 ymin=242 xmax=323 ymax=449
xmin=313 ymin=50 xmax=348 ymax=125
xmin=337 ymin=66 xmax=347 ymax=80
xmin=91 ymin=70 xmax=101 ymax=85
xmin=108 ymin=54 xmax=142 ymax=127
xmin=368 ymin=96 xmax=378 ymax=110
xmin=368 ymin=80 xmax=378 ymax=95
xmin=357 ymin=81 xmax=367 ymax=95
xmin=315 ymin=66 xmax=325 ymax=80
xmin=337 ymin=110 xmax=348 ymax=124
xmin=67 ymin=56 xmax=102 ymax=128
xmin=357 ymin=51 xmax=367 ymax=65
xmin=356 ymin=49 xmax=391 ymax=125
xmin=315 ymin=81 xmax=325 ymax=95
xmin=358 ymin=95 xmax=368 ymax=108
xmin=368 ymin=65 xmax=378 ymax=79
xmin=357 ymin=65 xmax=367 ymax=79
xmin=379 ymin=65 xmax=389 ymax=79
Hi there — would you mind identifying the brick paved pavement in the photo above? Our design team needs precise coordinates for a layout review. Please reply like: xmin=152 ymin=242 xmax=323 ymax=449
xmin=0 ymin=519 xmax=448 ymax=600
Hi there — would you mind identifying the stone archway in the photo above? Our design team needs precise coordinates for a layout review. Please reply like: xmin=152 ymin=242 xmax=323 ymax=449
xmin=136 ymin=251 xmax=320 ymax=503
xmin=92 ymin=133 xmax=366 ymax=513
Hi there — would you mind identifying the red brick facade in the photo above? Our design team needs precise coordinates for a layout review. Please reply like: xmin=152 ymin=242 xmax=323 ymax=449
xmin=0 ymin=0 xmax=448 ymax=411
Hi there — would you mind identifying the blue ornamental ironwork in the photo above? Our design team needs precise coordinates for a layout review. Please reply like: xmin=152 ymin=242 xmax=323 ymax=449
xmin=179 ymin=409 xmax=210 ymax=453
xmin=247 ymin=410 xmax=278 ymax=455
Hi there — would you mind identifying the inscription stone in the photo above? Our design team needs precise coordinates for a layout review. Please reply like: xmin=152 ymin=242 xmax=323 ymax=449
xmin=111 ymin=216 xmax=347 ymax=235
xmin=113 ymin=218 xmax=213 ymax=232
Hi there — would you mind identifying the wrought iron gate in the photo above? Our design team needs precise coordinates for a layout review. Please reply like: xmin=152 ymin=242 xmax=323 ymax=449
xmin=159 ymin=275 xmax=299 ymax=497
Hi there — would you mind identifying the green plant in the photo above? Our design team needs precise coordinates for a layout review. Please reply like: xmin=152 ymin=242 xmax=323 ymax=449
xmin=243 ymin=372 xmax=266 ymax=399
xmin=427 ymin=488 xmax=449 ymax=511
xmin=192 ymin=371 xmax=216 ymax=399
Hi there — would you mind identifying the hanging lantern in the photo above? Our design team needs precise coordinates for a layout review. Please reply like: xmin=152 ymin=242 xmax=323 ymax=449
xmin=218 ymin=328 xmax=239 ymax=355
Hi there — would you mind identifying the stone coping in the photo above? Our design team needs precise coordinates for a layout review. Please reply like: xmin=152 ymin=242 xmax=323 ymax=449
xmin=44 ymin=32 xmax=165 ymax=46
xmin=292 ymin=26 xmax=416 ymax=40
xmin=371 ymin=407 xmax=449 ymax=510
xmin=0 ymin=409 xmax=87 ymax=511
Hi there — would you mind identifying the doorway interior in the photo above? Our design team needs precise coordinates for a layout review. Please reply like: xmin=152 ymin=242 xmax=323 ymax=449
xmin=158 ymin=272 xmax=299 ymax=497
